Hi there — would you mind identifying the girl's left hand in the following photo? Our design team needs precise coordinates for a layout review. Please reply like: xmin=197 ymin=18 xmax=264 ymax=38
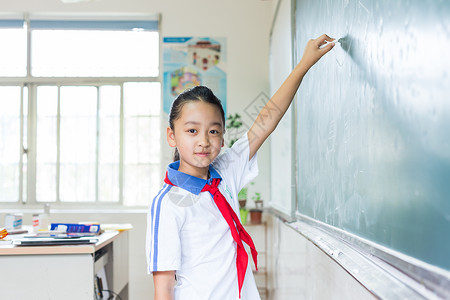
xmin=300 ymin=34 xmax=335 ymax=70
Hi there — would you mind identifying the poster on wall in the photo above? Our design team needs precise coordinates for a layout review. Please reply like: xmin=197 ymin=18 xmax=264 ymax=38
xmin=162 ymin=37 xmax=227 ymax=115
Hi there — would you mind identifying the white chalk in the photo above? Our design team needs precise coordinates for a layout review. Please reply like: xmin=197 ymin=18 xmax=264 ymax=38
xmin=320 ymin=39 xmax=339 ymax=49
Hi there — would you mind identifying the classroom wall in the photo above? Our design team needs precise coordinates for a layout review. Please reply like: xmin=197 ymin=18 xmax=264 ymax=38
xmin=1 ymin=0 xmax=273 ymax=299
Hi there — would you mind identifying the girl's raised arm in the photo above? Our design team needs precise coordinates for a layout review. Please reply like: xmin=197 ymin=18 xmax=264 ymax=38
xmin=247 ymin=34 xmax=335 ymax=159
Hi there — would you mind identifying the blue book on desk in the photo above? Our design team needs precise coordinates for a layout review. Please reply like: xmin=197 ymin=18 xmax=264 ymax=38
xmin=50 ymin=223 xmax=100 ymax=234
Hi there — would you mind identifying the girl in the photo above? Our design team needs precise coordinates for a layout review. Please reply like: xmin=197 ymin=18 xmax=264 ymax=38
xmin=147 ymin=34 xmax=335 ymax=300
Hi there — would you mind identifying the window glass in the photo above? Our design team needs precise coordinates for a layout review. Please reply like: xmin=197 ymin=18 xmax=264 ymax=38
xmin=123 ymin=82 xmax=160 ymax=206
xmin=124 ymin=82 xmax=161 ymax=116
xmin=31 ymin=30 xmax=159 ymax=77
xmin=124 ymin=164 xmax=160 ymax=207
xmin=98 ymin=85 xmax=120 ymax=203
xmin=59 ymin=86 xmax=97 ymax=202
xmin=22 ymin=87 xmax=28 ymax=203
xmin=36 ymin=86 xmax=58 ymax=202
xmin=0 ymin=87 xmax=21 ymax=202
xmin=0 ymin=28 xmax=27 ymax=77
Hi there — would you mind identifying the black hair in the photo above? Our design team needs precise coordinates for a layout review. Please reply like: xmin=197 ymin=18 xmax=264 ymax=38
xmin=169 ymin=86 xmax=225 ymax=161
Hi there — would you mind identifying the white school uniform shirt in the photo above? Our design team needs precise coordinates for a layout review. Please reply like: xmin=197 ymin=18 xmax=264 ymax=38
xmin=146 ymin=133 xmax=261 ymax=300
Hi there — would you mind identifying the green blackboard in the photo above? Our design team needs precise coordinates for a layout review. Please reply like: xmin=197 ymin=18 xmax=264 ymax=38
xmin=295 ymin=0 xmax=450 ymax=271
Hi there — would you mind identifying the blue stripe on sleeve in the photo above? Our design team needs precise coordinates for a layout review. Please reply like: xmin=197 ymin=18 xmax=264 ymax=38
xmin=151 ymin=184 xmax=172 ymax=271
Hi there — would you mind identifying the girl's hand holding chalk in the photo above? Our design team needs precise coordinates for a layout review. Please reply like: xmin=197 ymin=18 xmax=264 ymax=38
xmin=319 ymin=38 xmax=340 ymax=49
xmin=299 ymin=34 xmax=335 ymax=71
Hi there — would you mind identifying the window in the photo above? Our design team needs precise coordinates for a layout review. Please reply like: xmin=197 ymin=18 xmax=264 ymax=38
xmin=0 ymin=86 xmax=26 ymax=203
xmin=0 ymin=16 xmax=160 ymax=207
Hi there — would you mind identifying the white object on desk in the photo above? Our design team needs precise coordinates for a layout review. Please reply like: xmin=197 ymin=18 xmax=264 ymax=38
xmin=12 ymin=236 xmax=98 ymax=246
xmin=4 ymin=213 xmax=23 ymax=230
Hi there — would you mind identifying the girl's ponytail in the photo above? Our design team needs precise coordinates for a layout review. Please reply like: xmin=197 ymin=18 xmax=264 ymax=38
xmin=173 ymin=148 xmax=180 ymax=162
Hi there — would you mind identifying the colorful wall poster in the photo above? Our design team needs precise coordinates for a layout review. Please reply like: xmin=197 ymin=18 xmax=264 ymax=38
xmin=163 ymin=37 xmax=227 ymax=115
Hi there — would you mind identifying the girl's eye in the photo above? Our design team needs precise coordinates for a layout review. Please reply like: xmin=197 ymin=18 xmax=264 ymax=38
xmin=188 ymin=129 xmax=197 ymax=134
xmin=210 ymin=130 xmax=219 ymax=134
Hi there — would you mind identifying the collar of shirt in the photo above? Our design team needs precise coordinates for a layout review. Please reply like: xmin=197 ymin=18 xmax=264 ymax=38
xmin=167 ymin=161 xmax=222 ymax=195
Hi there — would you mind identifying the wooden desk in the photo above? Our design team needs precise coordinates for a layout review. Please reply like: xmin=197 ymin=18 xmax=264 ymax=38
xmin=0 ymin=230 xmax=129 ymax=300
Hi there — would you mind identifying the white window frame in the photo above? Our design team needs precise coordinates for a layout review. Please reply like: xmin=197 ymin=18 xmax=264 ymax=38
xmin=0 ymin=14 xmax=161 ymax=209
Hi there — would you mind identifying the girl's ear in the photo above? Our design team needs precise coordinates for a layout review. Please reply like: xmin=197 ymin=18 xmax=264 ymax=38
xmin=167 ymin=127 xmax=177 ymax=147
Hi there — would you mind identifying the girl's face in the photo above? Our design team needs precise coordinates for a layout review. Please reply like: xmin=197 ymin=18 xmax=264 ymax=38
xmin=167 ymin=101 xmax=224 ymax=179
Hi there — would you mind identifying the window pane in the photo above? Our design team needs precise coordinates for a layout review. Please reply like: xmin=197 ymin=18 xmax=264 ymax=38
xmin=123 ymin=82 xmax=160 ymax=206
xmin=22 ymin=87 xmax=28 ymax=203
xmin=124 ymin=83 xmax=160 ymax=164
xmin=31 ymin=30 xmax=159 ymax=77
xmin=98 ymin=86 xmax=120 ymax=202
xmin=36 ymin=165 xmax=56 ymax=202
xmin=36 ymin=86 xmax=58 ymax=202
xmin=0 ymin=87 xmax=21 ymax=202
xmin=124 ymin=82 xmax=161 ymax=116
xmin=98 ymin=164 xmax=119 ymax=203
xmin=23 ymin=87 xmax=28 ymax=152
xmin=124 ymin=164 xmax=160 ymax=207
xmin=60 ymin=86 xmax=97 ymax=202
xmin=0 ymin=28 xmax=27 ymax=77
xmin=60 ymin=164 xmax=96 ymax=202
xmin=124 ymin=117 xmax=160 ymax=164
